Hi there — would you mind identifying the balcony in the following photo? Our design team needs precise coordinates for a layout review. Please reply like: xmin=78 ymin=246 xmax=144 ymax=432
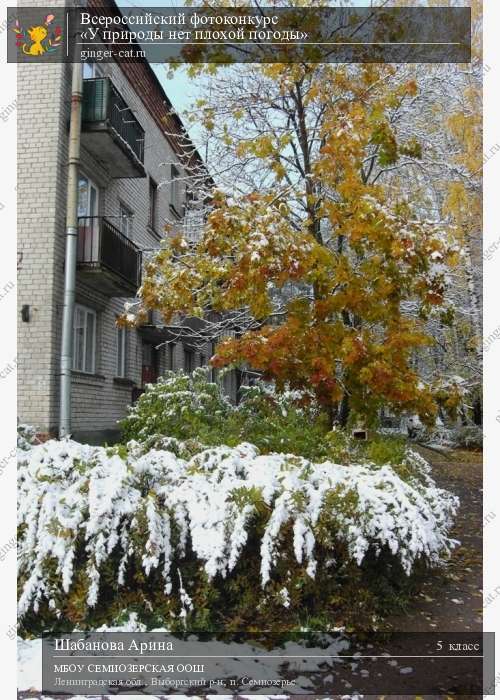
xmin=77 ymin=217 xmax=142 ymax=296
xmin=81 ymin=78 xmax=146 ymax=178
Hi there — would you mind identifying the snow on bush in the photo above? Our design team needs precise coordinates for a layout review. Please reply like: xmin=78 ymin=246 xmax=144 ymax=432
xmin=18 ymin=437 xmax=458 ymax=630
xmin=120 ymin=369 xmax=333 ymax=461
xmin=120 ymin=368 xmax=233 ymax=443
xmin=409 ymin=423 xmax=482 ymax=450
xmin=17 ymin=423 xmax=39 ymax=450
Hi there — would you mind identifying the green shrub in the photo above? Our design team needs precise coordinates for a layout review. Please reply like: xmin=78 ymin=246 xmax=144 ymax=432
xmin=120 ymin=371 xmax=411 ymax=465
xmin=120 ymin=372 xmax=332 ymax=459
xmin=228 ymin=385 xmax=331 ymax=459
xmin=360 ymin=435 xmax=407 ymax=466
xmin=120 ymin=369 xmax=232 ymax=444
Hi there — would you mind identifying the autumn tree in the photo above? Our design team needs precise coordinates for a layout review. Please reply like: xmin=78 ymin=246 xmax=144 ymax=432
xmin=367 ymin=1 xmax=483 ymax=425
xmin=125 ymin=55 xmax=466 ymax=429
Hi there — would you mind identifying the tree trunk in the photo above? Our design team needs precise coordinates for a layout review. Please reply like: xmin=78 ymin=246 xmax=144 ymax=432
xmin=473 ymin=397 xmax=482 ymax=426
xmin=463 ymin=240 xmax=482 ymax=360
xmin=338 ymin=392 xmax=350 ymax=428
xmin=326 ymin=402 xmax=337 ymax=429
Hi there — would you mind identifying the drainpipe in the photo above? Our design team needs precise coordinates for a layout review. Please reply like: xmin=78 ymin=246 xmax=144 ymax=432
xmin=59 ymin=62 xmax=83 ymax=438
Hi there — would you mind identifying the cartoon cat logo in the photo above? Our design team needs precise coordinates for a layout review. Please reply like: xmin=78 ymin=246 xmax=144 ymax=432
xmin=12 ymin=14 xmax=62 ymax=56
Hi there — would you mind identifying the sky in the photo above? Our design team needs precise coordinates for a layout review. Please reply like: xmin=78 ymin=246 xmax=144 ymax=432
xmin=114 ymin=0 xmax=376 ymax=146
xmin=115 ymin=0 xmax=200 ymax=114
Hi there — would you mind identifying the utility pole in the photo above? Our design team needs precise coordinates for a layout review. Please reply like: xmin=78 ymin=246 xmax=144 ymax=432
xmin=59 ymin=61 xmax=83 ymax=438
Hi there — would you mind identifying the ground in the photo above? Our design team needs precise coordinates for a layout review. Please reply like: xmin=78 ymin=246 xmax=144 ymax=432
xmin=359 ymin=445 xmax=483 ymax=700
xmin=17 ymin=445 xmax=484 ymax=700
xmin=386 ymin=445 xmax=482 ymax=634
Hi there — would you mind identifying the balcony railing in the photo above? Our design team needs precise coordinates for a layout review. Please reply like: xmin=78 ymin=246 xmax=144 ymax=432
xmin=77 ymin=217 xmax=142 ymax=296
xmin=182 ymin=209 xmax=204 ymax=244
xmin=81 ymin=78 xmax=146 ymax=178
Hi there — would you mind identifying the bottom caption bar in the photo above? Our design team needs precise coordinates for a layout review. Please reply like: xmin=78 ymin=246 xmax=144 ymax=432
xmin=42 ymin=631 xmax=494 ymax=695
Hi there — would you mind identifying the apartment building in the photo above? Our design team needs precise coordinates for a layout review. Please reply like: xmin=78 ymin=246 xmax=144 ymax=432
xmin=17 ymin=1 xmax=239 ymax=443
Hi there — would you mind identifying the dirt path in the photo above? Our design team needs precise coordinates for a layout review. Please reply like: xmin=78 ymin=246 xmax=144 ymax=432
xmin=386 ymin=445 xmax=483 ymax=634
xmin=325 ymin=445 xmax=484 ymax=699
xmin=355 ymin=445 xmax=484 ymax=700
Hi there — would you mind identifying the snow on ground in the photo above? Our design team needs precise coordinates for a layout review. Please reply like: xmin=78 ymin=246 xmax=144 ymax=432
xmin=18 ymin=637 xmax=42 ymax=692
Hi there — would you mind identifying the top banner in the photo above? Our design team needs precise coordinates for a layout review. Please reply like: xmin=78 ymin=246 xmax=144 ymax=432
xmin=7 ymin=6 xmax=471 ymax=64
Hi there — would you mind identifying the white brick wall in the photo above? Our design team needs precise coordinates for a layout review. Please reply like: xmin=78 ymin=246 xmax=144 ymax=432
xmin=17 ymin=59 xmax=67 ymax=434
xmin=18 ymin=44 xmax=234 ymax=441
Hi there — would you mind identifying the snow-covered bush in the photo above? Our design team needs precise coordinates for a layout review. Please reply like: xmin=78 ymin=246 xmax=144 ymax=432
xmin=17 ymin=424 xmax=39 ymax=451
xmin=120 ymin=368 xmax=232 ymax=444
xmin=120 ymin=370 xmax=331 ymax=459
xmin=452 ymin=425 xmax=482 ymax=449
xmin=416 ymin=424 xmax=482 ymax=450
xmin=231 ymin=384 xmax=331 ymax=458
xmin=18 ymin=437 xmax=458 ymax=635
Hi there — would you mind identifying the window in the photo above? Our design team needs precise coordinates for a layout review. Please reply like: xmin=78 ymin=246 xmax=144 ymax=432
xmin=170 ymin=165 xmax=184 ymax=216
xmin=184 ymin=348 xmax=194 ymax=373
xmin=142 ymin=342 xmax=159 ymax=385
xmin=83 ymin=62 xmax=103 ymax=80
xmin=77 ymin=173 xmax=99 ymax=261
xmin=199 ymin=354 xmax=206 ymax=367
xmin=119 ymin=203 xmax=134 ymax=241
xmin=73 ymin=305 xmax=96 ymax=374
xmin=167 ymin=343 xmax=175 ymax=371
xmin=78 ymin=174 xmax=99 ymax=219
xmin=116 ymin=324 xmax=127 ymax=378
xmin=149 ymin=177 xmax=158 ymax=231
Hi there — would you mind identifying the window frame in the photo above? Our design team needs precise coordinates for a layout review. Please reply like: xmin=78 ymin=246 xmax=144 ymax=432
xmin=168 ymin=343 xmax=175 ymax=371
xmin=149 ymin=177 xmax=158 ymax=232
xmin=170 ymin=164 xmax=184 ymax=217
xmin=119 ymin=202 xmax=134 ymax=241
xmin=83 ymin=62 xmax=104 ymax=80
xmin=184 ymin=348 xmax=194 ymax=373
xmin=77 ymin=173 xmax=99 ymax=219
xmin=72 ymin=304 xmax=97 ymax=375
xmin=116 ymin=322 xmax=127 ymax=378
